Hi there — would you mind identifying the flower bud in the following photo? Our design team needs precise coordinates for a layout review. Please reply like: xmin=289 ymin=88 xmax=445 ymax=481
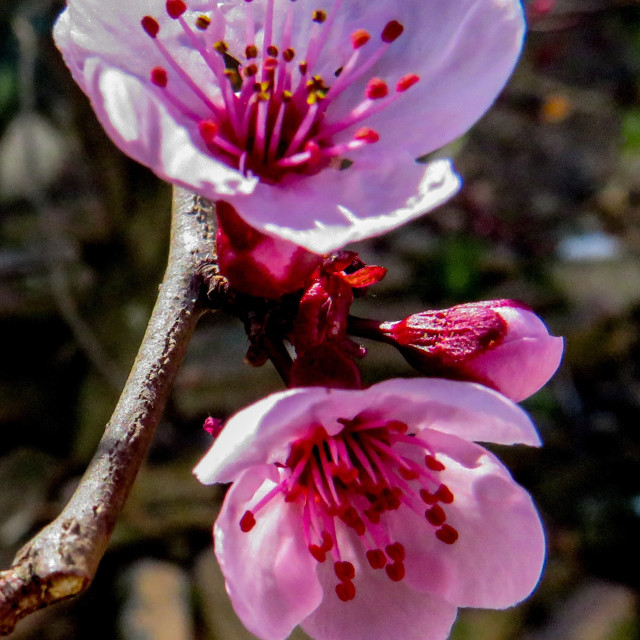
xmin=216 ymin=201 xmax=322 ymax=299
xmin=374 ymin=300 xmax=563 ymax=402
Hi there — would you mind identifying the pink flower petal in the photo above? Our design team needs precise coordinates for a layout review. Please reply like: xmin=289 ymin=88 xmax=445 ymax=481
xmin=194 ymin=379 xmax=540 ymax=485
xmin=397 ymin=430 xmax=545 ymax=608
xmin=301 ymin=562 xmax=458 ymax=640
xmin=468 ymin=307 xmax=564 ymax=402
xmin=214 ymin=466 xmax=324 ymax=640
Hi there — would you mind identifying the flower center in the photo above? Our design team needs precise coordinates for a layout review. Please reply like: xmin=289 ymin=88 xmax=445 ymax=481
xmin=238 ymin=416 xmax=459 ymax=602
xmin=141 ymin=0 xmax=419 ymax=183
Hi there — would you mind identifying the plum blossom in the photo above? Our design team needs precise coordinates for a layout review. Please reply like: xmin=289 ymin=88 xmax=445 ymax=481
xmin=194 ymin=378 xmax=545 ymax=640
xmin=54 ymin=0 xmax=525 ymax=254
xmin=350 ymin=300 xmax=564 ymax=402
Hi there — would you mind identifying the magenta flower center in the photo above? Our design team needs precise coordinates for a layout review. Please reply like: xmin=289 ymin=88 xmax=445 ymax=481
xmin=141 ymin=0 xmax=419 ymax=183
xmin=239 ymin=416 xmax=459 ymax=602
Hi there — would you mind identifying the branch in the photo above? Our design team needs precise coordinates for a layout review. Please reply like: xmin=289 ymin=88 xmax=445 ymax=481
xmin=0 ymin=187 xmax=216 ymax=635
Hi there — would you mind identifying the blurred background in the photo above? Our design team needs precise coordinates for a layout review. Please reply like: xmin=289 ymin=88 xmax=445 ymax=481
xmin=1 ymin=0 xmax=640 ymax=638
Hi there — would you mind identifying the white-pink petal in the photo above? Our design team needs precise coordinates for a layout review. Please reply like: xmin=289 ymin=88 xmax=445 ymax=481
xmin=398 ymin=430 xmax=545 ymax=608
xmin=214 ymin=466 xmax=324 ymax=640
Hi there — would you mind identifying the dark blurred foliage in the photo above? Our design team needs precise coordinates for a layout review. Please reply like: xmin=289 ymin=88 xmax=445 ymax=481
xmin=1 ymin=0 xmax=640 ymax=639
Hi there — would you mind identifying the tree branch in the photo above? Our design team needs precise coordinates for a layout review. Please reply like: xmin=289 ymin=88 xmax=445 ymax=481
xmin=0 ymin=187 xmax=216 ymax=635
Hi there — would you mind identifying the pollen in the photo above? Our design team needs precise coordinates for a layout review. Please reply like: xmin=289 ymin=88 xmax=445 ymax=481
xmin=195 ymin=15 xmax=211 ymax=30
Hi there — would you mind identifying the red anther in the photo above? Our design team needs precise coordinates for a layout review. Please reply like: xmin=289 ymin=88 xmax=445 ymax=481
xmin=436 ymin=524 xmax=459 ymax=545
xmin=264 ymin=57 xmax=279 ymax=71
xmin=387 ymin=420 xmax=408 ymax=433
xmin=385 ymin=542 xmax=405 ymax=562
xmin=308 ymin=544 xmax=327 ymax=563
xmin=239 ymin=510 xmax=256 ymax=532
xmin=334 ymin=560 xmax=356 ymax=581
xmin=381 ymin=20 xmax=404 ymax=42
xmin=166 ymin=0 xmax=187 ymax=18
xmin=366 ymin=549 xmax=387 ymax=569
xmin=365 ymin=78 xmax=389 ymax=100
xmin=425 ymin=455 xmax=445 ymax=471
xmin=351 ymin=29 xmax=371 ymax=49
xmin=335 ymin=580 xmax=356 ymax=602
xmin=195 ymin=15 xmax=211 ymax=30
xmin=340 ymin=506 xmax=358 ymax=526
xmin=320 ymin=530 xmax=334 ymax=552
xmin=299 ymin=61 xmax=308 ymax=75
xmin=244 ymin=64 xmax=258 ymax=77
xmin=141 ymin=16 xmax=160 ymax=38
xmin=396 ymin=73 xmax=420 ymax=92
xmin=425 ymin=504 xmax=447 ymax=526
xmin=150 ymin=66 xmax=168 ymax=88
xmin=353 ymin=517 xmax=366 ymax=536
xmin=353 ymin=127 xmax=379 ymax=143
xmin=283 ymin=47 xmax=295 ymax=62
xmin=398 ymin=467 xmax=419 ymax=481
xmin=436 ymin=484 xmax=455 ymax=504
xmin=245 ymin=44 xmax=258 ymax=59
xmin=364 ymin=508 xmax=380 ymax=524
xmin=420 ymin=488 xmax=438 ymax=505
xmin=267 ymin=45 xmax=279 ymax=56
xmin=198 ymin=120 xmax=219 ymax=145
xmin=385 ymin=561 xmax=405 ymax=582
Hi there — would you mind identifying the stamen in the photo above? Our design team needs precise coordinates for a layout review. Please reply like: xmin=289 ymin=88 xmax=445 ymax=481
xmin=335 ymin=581 xmax=356 ymax=602
xmin=425 ymin=504 xmax=447 ymax=526
xmin=166 ymin=0 xmax=187 ymax=19
xmin=385 ymin=561 xmax=405 ymax=582
xmin=396 ymin=73 xmax=420 ymax=92
xmin=351 ymin=29 xmax=370 ymax=49
xmin=196 ymin=15 xmax=211 ymax=30
xmin=436 ymin=484 xmax=454 ymax=504
xmin=141 ymin=16 xmax=160 ymax=38
xmin=334 ymin=560 xmax=355 ymax=581
xmin=381 ymin=20 xmax=404 ymax=43
xmin=312 ymin=10 xmax=327 ymax=23
xmin=238 ymin=415 xmax=459 ymax=602
xmin=150 ymin=66 xmax=168 ymax=87
xmin=365 ymin=78 xmax=389 ymax=100
xmin=425 ymin=455 xmax=445 ymax=471
xmin=239 ymin=510 xmax=256 ymax=532
xmin=436 ymin=525 xmax=459 ymax=545
xmin=366 ymin=549 xmax=387 ymax=569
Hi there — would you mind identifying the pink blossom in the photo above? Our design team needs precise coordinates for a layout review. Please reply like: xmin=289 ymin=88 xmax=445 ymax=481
xmin=354 ymin=300 xmax=564 ymax=402
xmin=194 ymin=378 xmax=545 ymax=640
xmin=54 ymin=0 xmax=525 ymax=254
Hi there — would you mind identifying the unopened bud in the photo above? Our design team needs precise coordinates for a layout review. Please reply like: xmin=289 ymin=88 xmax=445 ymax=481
xmin=356 ymin=300 xmax=563 ymax=402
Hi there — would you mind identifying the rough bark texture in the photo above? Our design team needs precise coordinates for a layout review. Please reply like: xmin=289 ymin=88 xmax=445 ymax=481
xmin=0 ymin=188 xmax=216 ymax=635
